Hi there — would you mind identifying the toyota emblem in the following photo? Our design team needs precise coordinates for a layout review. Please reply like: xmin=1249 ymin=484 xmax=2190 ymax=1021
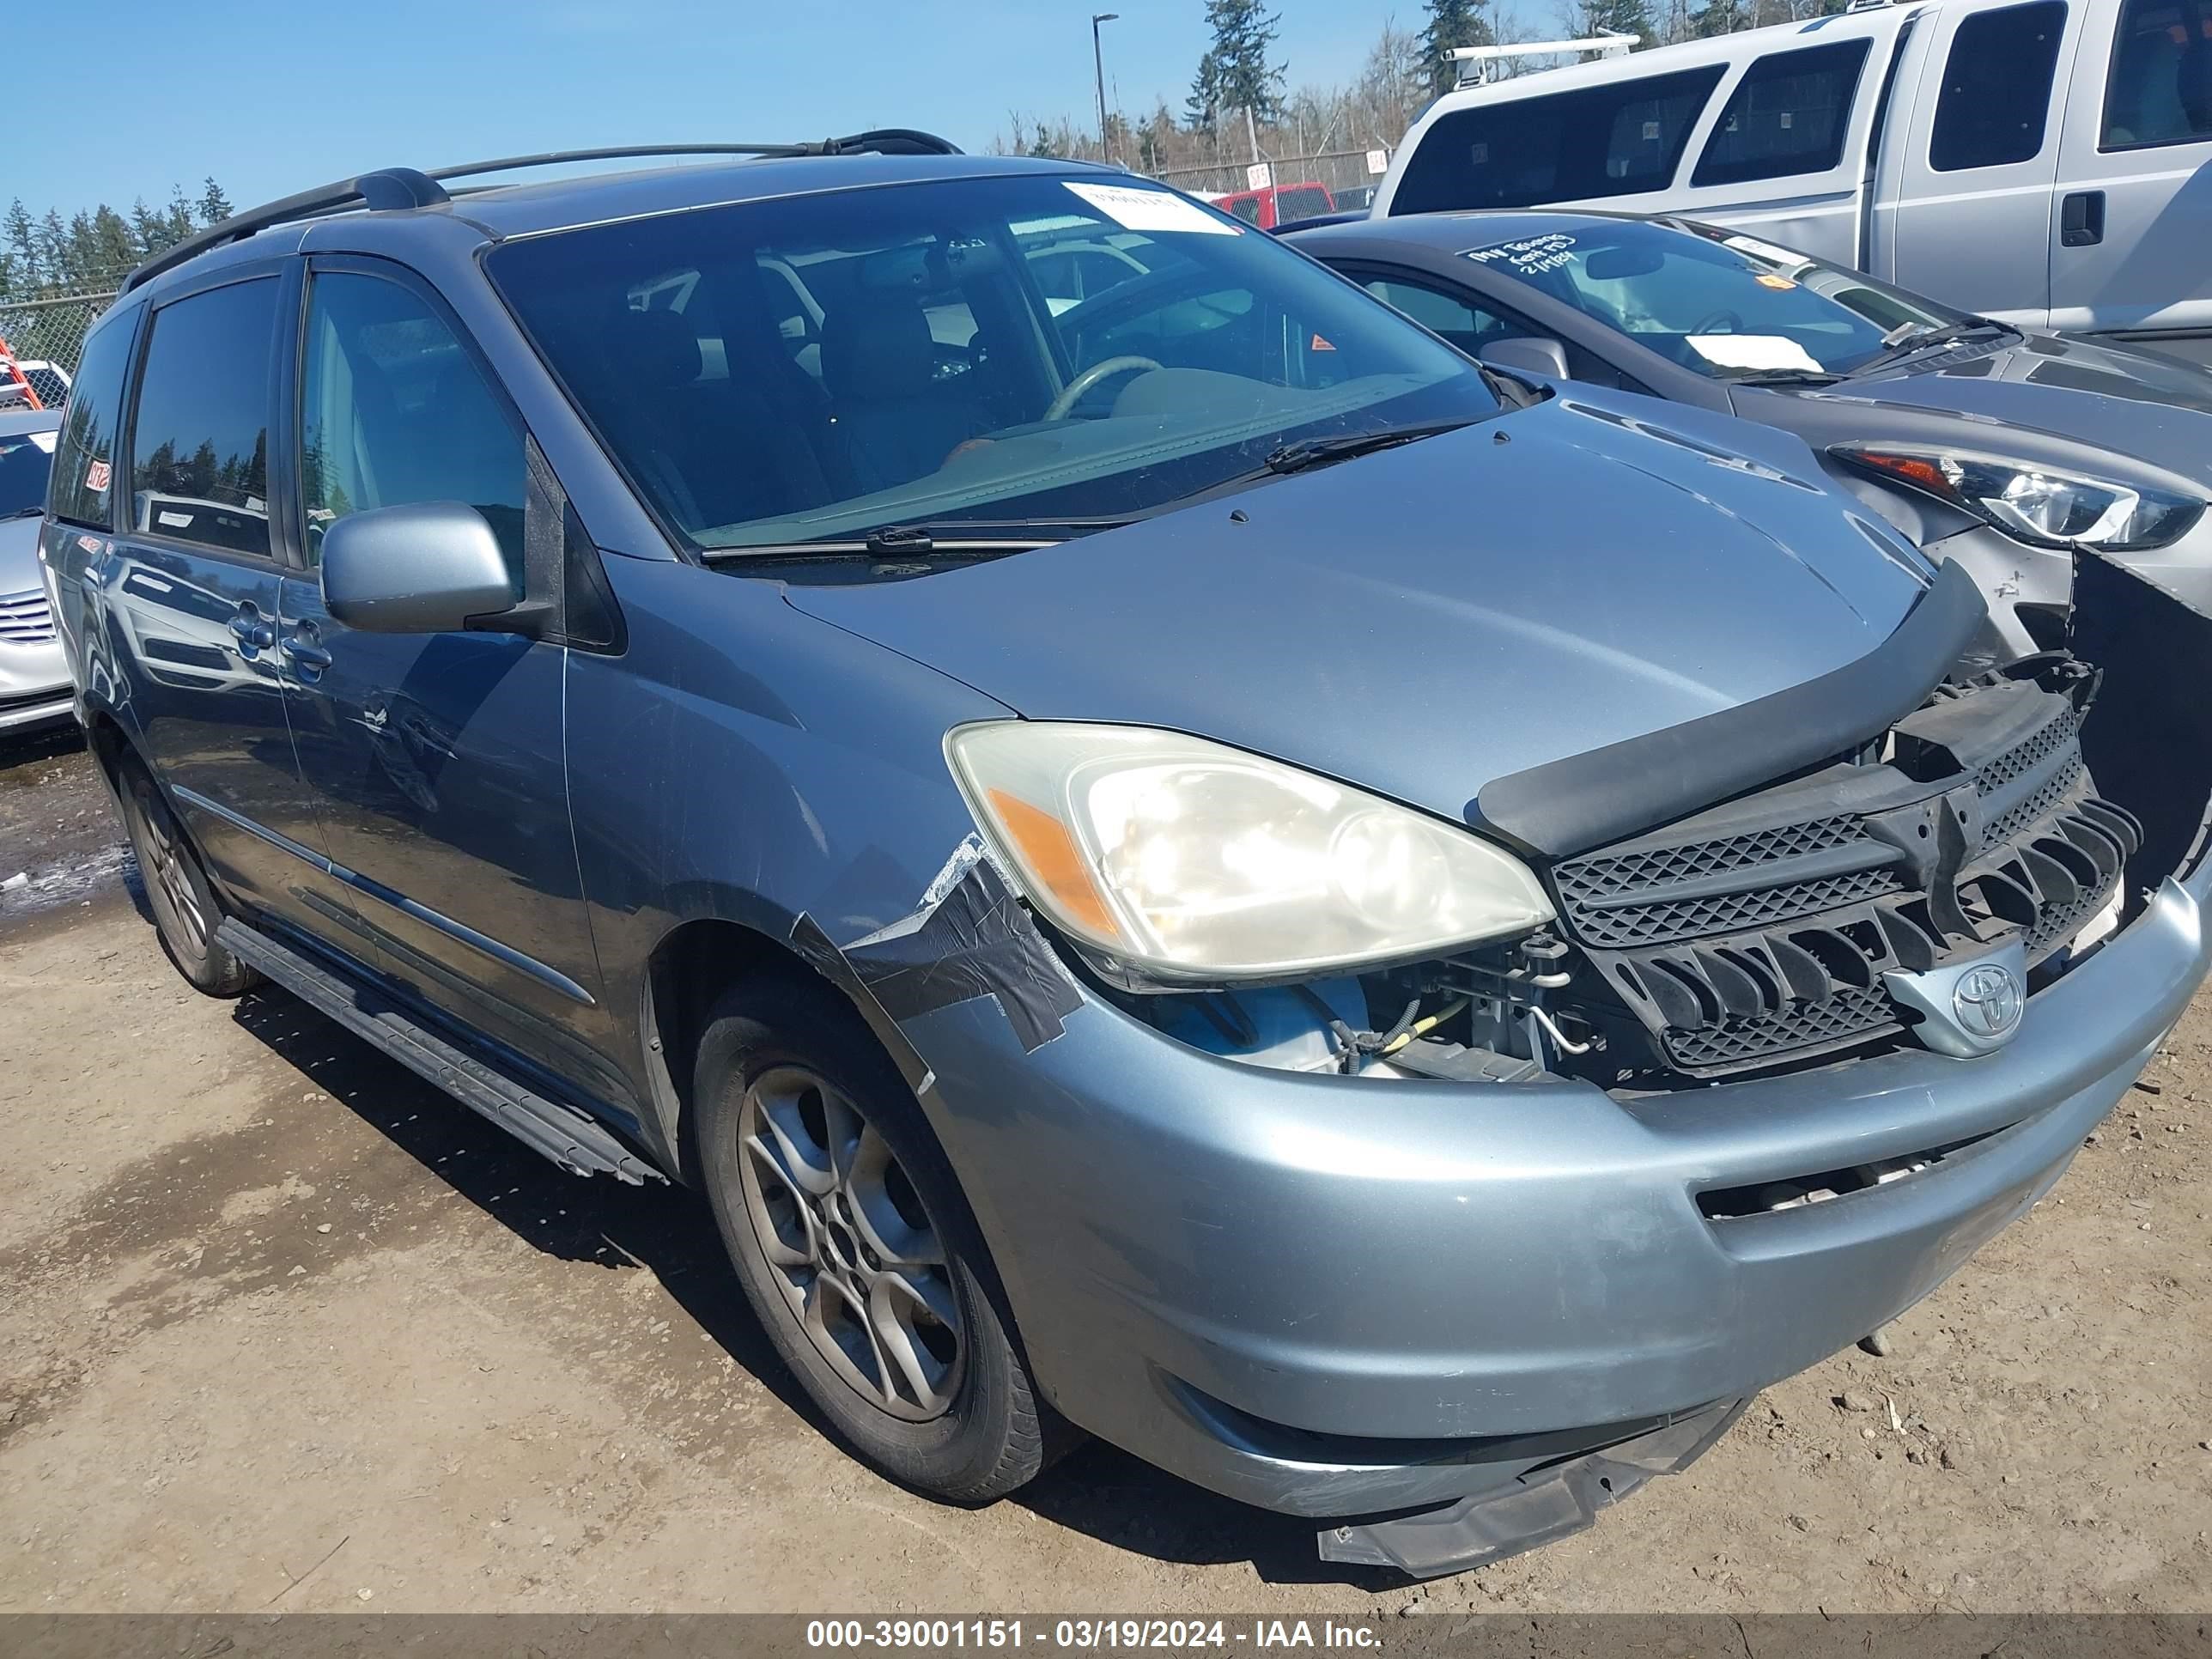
xmin=1953 ymin=963 xmax=2023 ymax=1040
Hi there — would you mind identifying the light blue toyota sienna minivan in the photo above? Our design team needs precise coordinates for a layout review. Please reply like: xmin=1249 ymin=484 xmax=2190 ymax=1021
xmin=40 ymin=134 xmax=2212 ymax=1578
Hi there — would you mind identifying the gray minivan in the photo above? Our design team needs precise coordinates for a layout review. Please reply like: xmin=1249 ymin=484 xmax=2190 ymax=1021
xmin=40 ymin=141 xmax=2212 ymax=1579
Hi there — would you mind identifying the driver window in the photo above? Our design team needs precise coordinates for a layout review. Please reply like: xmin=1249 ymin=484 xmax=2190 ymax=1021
xmin=299 ymin=272 xmax=527 ymax=570
xmin=1362 ymin=276 xmax=1518 ymax=356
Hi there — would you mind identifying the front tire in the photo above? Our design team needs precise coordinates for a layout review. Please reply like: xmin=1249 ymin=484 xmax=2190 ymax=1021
xmin=114 ymin=757 xmax=259 ymax=998
xmin=694 ymin=976 xmax=1047 ymax=1503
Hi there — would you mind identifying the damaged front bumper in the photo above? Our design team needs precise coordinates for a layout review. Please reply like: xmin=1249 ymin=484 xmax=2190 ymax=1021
xmin=832 ymin=552 xmax=2212 ymax=1579
xmin=901 ymin=839 xmax=2210 ymax=1564
xmin=1317 ymin=1396 xmax=1752 ymax=1577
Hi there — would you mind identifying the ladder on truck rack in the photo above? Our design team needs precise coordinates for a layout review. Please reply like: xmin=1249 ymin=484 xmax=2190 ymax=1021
xmin=1449 ymin=33 xmax=1638 ymax=88
xmin=0 ymin=335 xmax=45 ymax=410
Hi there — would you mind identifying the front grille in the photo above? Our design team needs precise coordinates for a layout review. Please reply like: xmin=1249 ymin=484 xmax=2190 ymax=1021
xmin=1562 ymin=864 xmax=1902 ymax=949
xmin=1552 ymin=672 xmax=2135 ymax=1079
xmin=1984 ymin=750 xmax=2083 ymax=847
xmin=1663 ymin=983 xmax=1895 ymax=1072
xmin=1974 ymin=704 xmax=2075 ymax=797
xmin=0 ymin=587 xmax=56 ymax=645
xmin=1554 ymin=817 xmax=1903 ymax=947
xmin=1557 ymin=814 xmax=1864 ymax=898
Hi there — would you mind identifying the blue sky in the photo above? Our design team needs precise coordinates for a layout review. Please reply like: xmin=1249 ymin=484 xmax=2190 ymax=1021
xmin=15 ymin=0 xmax=1414 ymax=216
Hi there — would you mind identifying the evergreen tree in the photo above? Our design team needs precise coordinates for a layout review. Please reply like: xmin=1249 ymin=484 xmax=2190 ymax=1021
xmin=0 ymin=179 xmax=230 ymax=298
xmin=37 ymin=210 xmax=69 ymax=282
xmin=1200 ymin=0 xmax=1285 ymax=127
xmin=129 ymin=198 xmax=165 ymax=256
xmin=1583 ymin=0 xmax=1658 ymax=44
xmin=1686 ymin=0 xmax=1747 ymax=33
xmin=1423 ymin=0 xmax=1493 ymax=99
xmin=3 ymin=200 xmax=34 ymax=281
xmin=1185 ymin=50 xmax=1224 ymax=132
xmin=78 ymin=206 xmax=138 ymax=275
xmin=165 ymin=185 xmax=198 ymax=243
xmin=197 ymin=177 xmax=234 ymax=226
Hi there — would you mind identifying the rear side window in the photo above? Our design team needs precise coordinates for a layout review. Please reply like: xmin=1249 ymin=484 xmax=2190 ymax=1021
xmin=1393 ymin=66 xmax=1727 ymax=212
xmin=1692 ymin=40 xmax=1874 ymax=185
xmin=48 ymin=314 xmax=137 ymax=528
xmin=2102 ymin=0 xmax=2212 ymax=150
xmin=1930 ymin=1 xmax=2069 ymax=170
xmin=128 ymin=279 xmax=278 ymax=556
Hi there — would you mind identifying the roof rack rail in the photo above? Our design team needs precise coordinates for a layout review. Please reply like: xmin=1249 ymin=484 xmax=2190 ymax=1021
xmin=120 ymin=130 xmax=963 ymax=295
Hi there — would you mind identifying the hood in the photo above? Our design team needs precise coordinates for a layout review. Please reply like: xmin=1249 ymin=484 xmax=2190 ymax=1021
xmin=784 ymin=391 xmax=1933 ymax=823
xmin=0 ymin=514 xmax=43 ymax=596
xmin=1772 ymin=333 xmax=2212 ymax=494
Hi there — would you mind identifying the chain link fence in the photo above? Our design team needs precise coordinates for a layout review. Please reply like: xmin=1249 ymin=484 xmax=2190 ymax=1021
xmin=1151 ymin=149 xmax=1390 ymax=214
xmin=1 ymin=283 xmax=121 ymax=409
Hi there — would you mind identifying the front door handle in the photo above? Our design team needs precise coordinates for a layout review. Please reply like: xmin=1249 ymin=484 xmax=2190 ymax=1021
xmin=281 ymin=622 xmax=333 ymax=678
xmin=228 ymin=605 xmax=276 ymax=656
xmin=2060 ymin=190 xmax=2106 ymax=247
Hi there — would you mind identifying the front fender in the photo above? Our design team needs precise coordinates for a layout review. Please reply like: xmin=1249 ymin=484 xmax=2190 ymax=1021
xmin=566 ymin=558 xmax=1021 ymax=1156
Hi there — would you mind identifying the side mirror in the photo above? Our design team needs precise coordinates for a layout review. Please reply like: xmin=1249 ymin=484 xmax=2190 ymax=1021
xmin=1480 ymin=337 xmax=1574 ymax=380
xmin=320 ymin=501 xmax=521 ymax=635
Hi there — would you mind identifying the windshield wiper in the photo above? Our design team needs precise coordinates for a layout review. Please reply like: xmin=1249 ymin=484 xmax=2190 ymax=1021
xmin=1729 ymin=368 xmax=1844 ymax=388
xmin=703 ymin=516 xmax=1128 ymax=562
xmin=1845 ymin=318 xmax=2018 ymax=377
xmin=1261 ymin=418 xmax=1480 ymax=477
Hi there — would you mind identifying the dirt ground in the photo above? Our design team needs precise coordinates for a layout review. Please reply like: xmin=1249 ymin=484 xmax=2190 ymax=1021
xmin=2 ymin=727 xmax=2208 ymax=1618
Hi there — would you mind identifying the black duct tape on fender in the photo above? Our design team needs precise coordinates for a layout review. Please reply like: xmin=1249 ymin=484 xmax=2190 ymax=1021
xmin=787 ymin=912 xmax=939 ymax=1095
xmin=790 ymin=839 xmax=1084 ymax=1066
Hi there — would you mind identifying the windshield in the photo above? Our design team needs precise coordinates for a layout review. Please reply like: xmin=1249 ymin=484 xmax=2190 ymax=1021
xmin=0 ymin=427 xmax=56 ymax=517
xmin=1463 ymin=219 xmax=1960 ymax=380
xmin=487 ymin=173 xmax=1496 ymax=551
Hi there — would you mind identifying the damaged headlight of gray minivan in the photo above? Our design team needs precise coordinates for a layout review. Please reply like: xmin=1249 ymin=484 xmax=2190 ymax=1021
xmin=946 ymin=722 xmax=1554 ymax=986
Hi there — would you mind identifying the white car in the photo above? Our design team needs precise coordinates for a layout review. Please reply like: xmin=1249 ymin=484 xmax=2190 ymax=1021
xmin=0 ymin=409 xmax=72 ymax=732
xmin=1376 ymin=0 xmax=2212 ymax=365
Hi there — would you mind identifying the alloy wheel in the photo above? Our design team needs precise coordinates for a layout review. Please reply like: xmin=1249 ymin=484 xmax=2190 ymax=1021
xmin=735 ymin=1064 xmax=964 ymax=1421
xmin=140 ymin=793 xmax=210 ymax=957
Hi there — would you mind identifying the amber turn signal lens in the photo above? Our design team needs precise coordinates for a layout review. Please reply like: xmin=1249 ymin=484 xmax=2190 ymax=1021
xmin=984 ymin=787 xmax=1122 ymax=939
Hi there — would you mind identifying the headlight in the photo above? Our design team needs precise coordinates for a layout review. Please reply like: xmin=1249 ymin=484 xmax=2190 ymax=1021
xmin=945 ymin=721 xmax=1554 ymax=984
xmin=1832 ymin=446 xmax=2203 ymax=550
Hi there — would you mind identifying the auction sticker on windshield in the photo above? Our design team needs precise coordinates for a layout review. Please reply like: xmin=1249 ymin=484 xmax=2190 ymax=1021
xmin=1063 ymin=182 xmax=1239 ymax=235
xmin=1686 ymin=333 xmax=1825 ymax=374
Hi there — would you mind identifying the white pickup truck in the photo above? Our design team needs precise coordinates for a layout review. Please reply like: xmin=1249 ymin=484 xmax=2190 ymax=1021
xmin=1376 ymin=0 xmax=2212 ymax=363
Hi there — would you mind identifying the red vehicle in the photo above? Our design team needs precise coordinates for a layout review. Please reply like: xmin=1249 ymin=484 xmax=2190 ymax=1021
xmin=1208 ymin=179 xmax=1335 ymax=229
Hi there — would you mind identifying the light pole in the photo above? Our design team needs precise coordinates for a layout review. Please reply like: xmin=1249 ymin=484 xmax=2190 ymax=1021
xmin=1091 ymin=13 xmax=1119 ymax=163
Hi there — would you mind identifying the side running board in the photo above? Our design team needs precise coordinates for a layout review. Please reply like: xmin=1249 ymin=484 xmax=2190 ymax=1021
xmin=216 ymin=919 xmax=663 ymax=1185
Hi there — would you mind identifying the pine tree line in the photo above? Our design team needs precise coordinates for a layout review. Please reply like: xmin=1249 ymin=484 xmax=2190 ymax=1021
xmin=2 ymin=178 xmax=234 ymax=300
